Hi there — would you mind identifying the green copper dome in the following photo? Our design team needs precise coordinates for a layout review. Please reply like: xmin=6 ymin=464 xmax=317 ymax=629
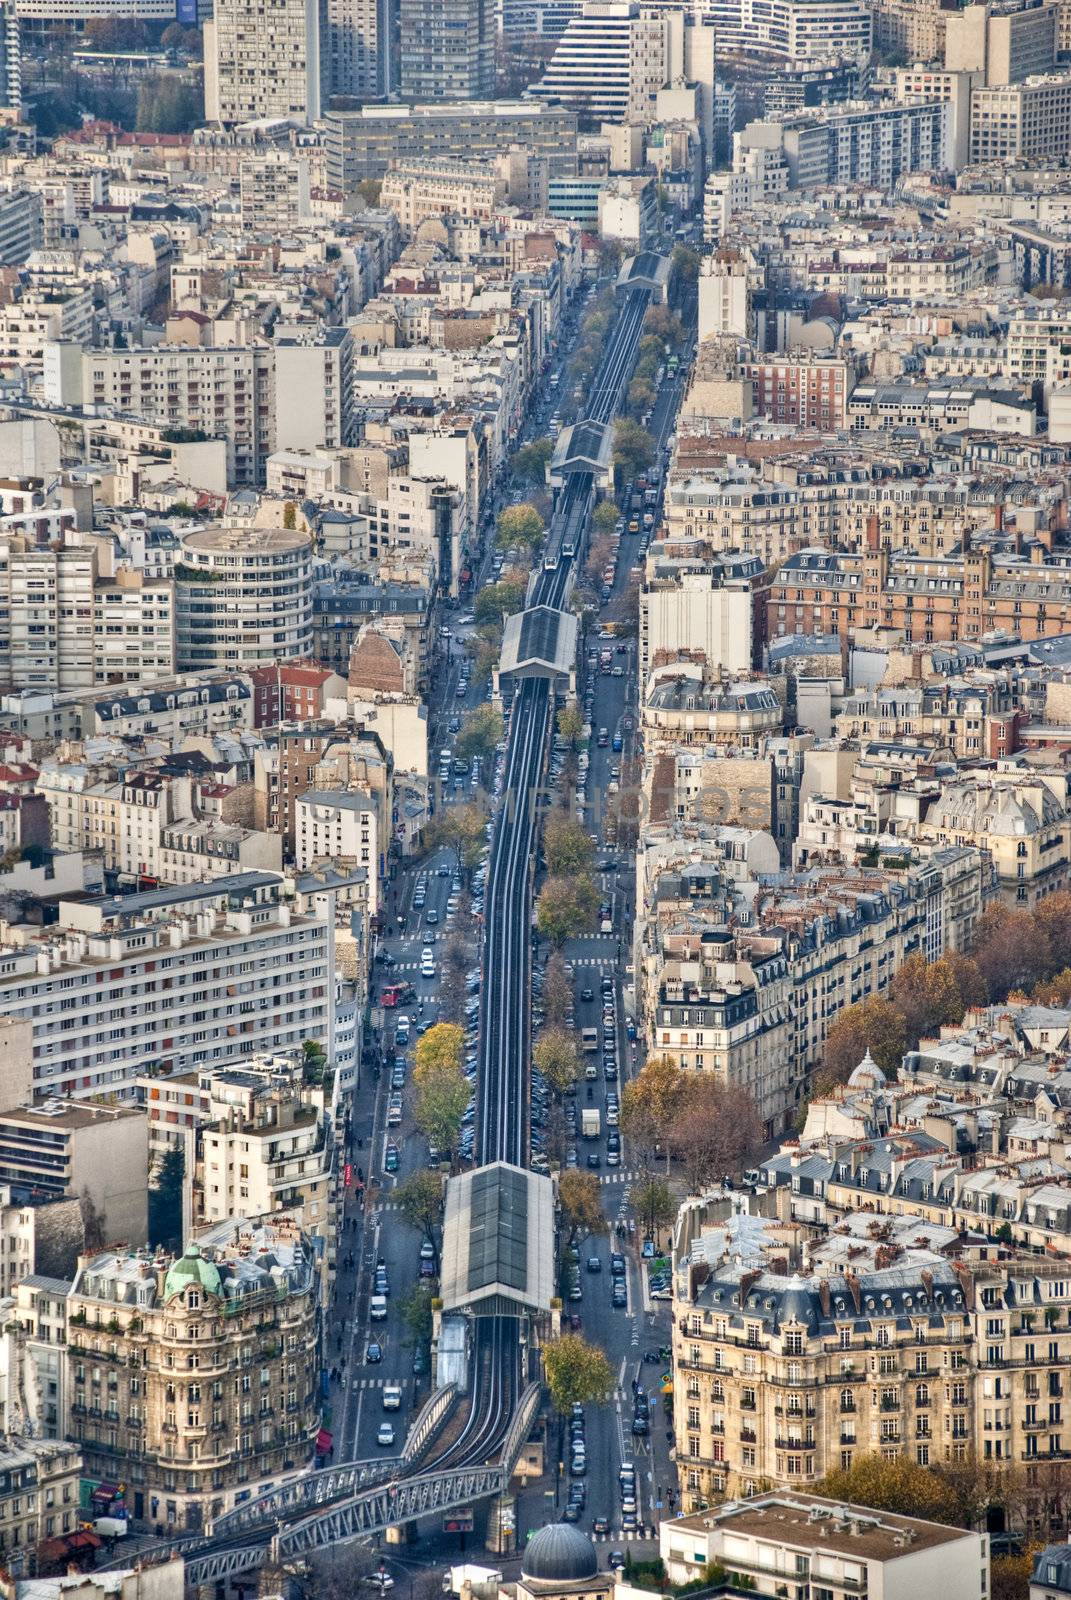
xmin=163 ymin=1242 xmax=222 ymax=1302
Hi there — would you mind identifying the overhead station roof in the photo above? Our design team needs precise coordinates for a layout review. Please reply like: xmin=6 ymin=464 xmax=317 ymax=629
xmin=551 ymin=420 xmax=613 ymax=476
xmin=617 ymin=251 xmax=671 ymax=298
xmin=440 ymin=1161 xmax=556 ymax=1317
xmin=500 ymin=604 xmax=577 ymax=681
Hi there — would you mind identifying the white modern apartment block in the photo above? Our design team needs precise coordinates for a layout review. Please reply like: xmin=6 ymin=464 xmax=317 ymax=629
xmin=13 ymin=0 xmax=173 ymax=27
xmin=0 ymin=873 xmax=334 ymax=1102
xmin=274 ymin=328 xmax=355 ymax=454
xmin=706 ymin=0 xmax=871 ymax=61
xmin=238 ymin=154 xmax=311 ymax=232
xmin=175 ymin=526 xmax=314 ymax=672
xmin=295 ymin=790 xmax=380 ymax=915
xmin=531 ymin=1 xmax=709 ymax=123
xmin=205 ymin=0 xmax=321 ymax=125
xmin=639 ymin=570 xmax=753 ymax=681
xmin=0 ymin=540 xmax=173 ymax=693
xmin=45 ymin=341 xmax=276 ymax=486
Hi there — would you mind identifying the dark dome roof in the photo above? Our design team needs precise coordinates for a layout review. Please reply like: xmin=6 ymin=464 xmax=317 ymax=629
xmin=522 ymin=1525 xmax=599 ymax=1583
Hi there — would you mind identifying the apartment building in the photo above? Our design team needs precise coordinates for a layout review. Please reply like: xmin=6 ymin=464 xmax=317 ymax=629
xmin=672 ymin=1203 xmax=1071 ymax=1511
xmin=380 ymin=161 xmax=505 ymax=233
xmin=969 ymin=74 xmax=1071 ymax=162
xmin=55 ymin=343 xmax=276 ymax=486
xmin=295 ymin=790 xmax=380 ymax=913
xmin=0 ymin=1103 xmax=148 ymax=1247
xmin=199 ymin=1080 xmax=332 ymax=1233
xmin=205 ymin=0 xmax=321 ymax=125
xmin=741 ymin=100 xmax=952 ymax=188
xmin=661 ymin=1496 xmax=988 ymax=1600
xmin=0 ymin=1438 xmax=81 ymax=1566
xmin=640 ymin=848 xmax=987 ymax=1131
xmin=67 ymin=1217 xmax=319 ymax=1531
xmin=708 ymin=0 xmax=871 ymax=60
xmin=918 ymin=773 xmax=1071 ymax=906
xmin=11 ymin=1275 xmax=72 ymax=1441
xmin=324 ymin=101 xmax=579 ymax=188
xmin=398 ymin=0 xmax=494 ymax=100
xmin=766 ymin=544 xmax=1071 ymax=647
xmin=274 ymin=330 xmax=355 ymax=456
xmin=0 ymin=873 xmax=334 ymax=1102
xmin=174 ymin=526 xmax=313 ymax=672
xmin=238 ymin=155 xmax=311 ymax=234
xmin=945 ymin=0 xmax=1057 ymax=83
xmin=742 ymin=353 xmax=855 ymax=430
xmin=531 ymin=1 xmax=711 ymax=124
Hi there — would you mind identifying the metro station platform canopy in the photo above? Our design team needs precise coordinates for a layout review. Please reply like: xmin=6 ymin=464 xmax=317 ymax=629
xmin=440 ymin=1161 xmax=555 ymax=1317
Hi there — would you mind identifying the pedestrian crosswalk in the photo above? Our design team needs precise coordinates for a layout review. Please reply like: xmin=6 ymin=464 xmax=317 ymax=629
xmin=570 ymin=954 xmax=619 ymax=968
xmin=600 ymin=1169 xmax=644 ymax=1186
xmin=333 ymin=1376 xmax=408 ymax=1393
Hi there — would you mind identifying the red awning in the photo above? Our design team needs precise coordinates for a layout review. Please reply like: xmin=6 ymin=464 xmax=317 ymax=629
xmin=66 ymin=1532 xmax=102 ymax=1551
xmin=316 ymin=1429 xmax=333 ymax=1453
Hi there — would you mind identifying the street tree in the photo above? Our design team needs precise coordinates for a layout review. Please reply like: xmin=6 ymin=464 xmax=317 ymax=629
xmin=535 ymin=874 xmax=599 ymax=945
xmin=412 ymin=1059 xmax=469 ymax=1160
xmin=395 ymin=1170 xmax=445 ymax=1270
xmin=558 ymin=1169 xmax=605 ymax=1245
xmin=670 ymin=244 xmax=701 ymax=290
xmin=1035 ymin=968 xmax=1071 ymax=1006
xmin=621 ymin=1054 xmax=687 ymax=1165
xmin=1035 ymin=890 xmax=1071 ymax=972
xmin=401 ymin=1282 xmax=434 ymax=1347
xmin=586 ymin=532 xmax=614 ymax=587
xmin=534 ymin=1026 xmax=581 ymax=1097
xmin=816 ymin=1455 xmax=962 ymax=1526
xmin=890 ymin=951 xmax=986 ymax=1048
xmin=467 ymin=624 xmax=502 ymax=683
xmin=496 ymin=503 xmax=544 ymax=553
xmin=543 ymin=813 xmax=595 ymax=876
xmin=971 ymin=902 xmax=1054 ymax=1001
xmin=644 ymin=304 xmax=684 ymax=343
xmin=542 ymin=951 xmax=573 ymax=1028
xmin=818 ymin=996 xmax=908 ymax=1094
xmin=628 ymin=1176 xmax=677 ymax=1243
xmin=627 ymin=376 xmax=656 ymax=419
xmin=512 ymin=438 xmax=553 ymax=489
xmin=414 ymin=1022 xmax=464 ymax=1078
xmin=474 ymin=575 xmax=526 ymax=627
xmin=543 ymin=1332 xmax=615 ymax=1414
xmin=592 ymin=501 xmax=620 ymax=536
xmin=456 ymin=705 xmax=504 ymax=773
xmin=438 ymin=929 xmax=471 ymax=1023
xmin=613 ymin=419 xmax=656 ymax=484
xmin=355 ymin=178 xmax=382 ymax=208
xmin=426 ymin=802 xmax=487 ymax=873
xmin=669 ymin=1079 xmax=763 ymax=1193
xmin=557 ymin=701 xmax=584 ymax=749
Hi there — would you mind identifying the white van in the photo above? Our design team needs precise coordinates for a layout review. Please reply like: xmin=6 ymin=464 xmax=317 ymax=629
xmin=370 ymin=1295 xmax=388 ymax=1321
xmin=383 ymin=1384 xmax=403 ymax=1411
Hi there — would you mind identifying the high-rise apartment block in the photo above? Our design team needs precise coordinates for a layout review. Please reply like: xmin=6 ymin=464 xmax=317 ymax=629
xmin=205 ymin=0 xmax=322 ymax=125
xmin=397 ymin=0 xmax=494 ymax=100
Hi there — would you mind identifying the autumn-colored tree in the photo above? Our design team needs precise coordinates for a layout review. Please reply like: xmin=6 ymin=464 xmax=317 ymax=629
xmin=644 ymin=305 xmax=684 ymax=343
xmin=890 ymin=951 xmax=986 ymax=1047
xmin=415 ymin=1022 xmax=464 ymax=1078
xmin=669 ymin=1079 xmax=763 ymax=1193
xmin=972 ymin=902 xmax=1054 ymax=1001
xmin=989 ymin=1554 xmax=1033 ymax=1600
xmin=627 ymin=376 xmax=656 ymax=419
xmin=557 ymin=701 xmax=584 ymax=749
xmin=497 ymin=503 xmax=544 ymax=553
xmin=671 ymin=244 xmax=701 ymax=290
xmin=816 ymin=1454 xmax=962 ymax=1525
xmin=534 ymin=1026 xmax=581 ymax=1097
xmin=544 ymin=812 xmax=595 ymax=876
xmin=558 ymin=1169 xmax=605 ymax=1244
xmin=356 ymin=178 xmax=382 ymax=207
xmin=438 ymin=928 xmax=471 ymax=1024
xmin=818 ymin=996 xmax=908 ymax=1094
xmin=1035 ymin=890 xmax=1071 ymax=973
xmin=621 ymin=1054 xmax=687 ymax=1166
xmin=586 ymin=532 xmax=614 ymax=588
xmin=412 ymin=1060 xmax=469 ymax=1159
xmin=543 ymin=1333 xmax=615 ymax=1414
xmin=535 ymin=874 xmax=599 ymax=945
xmin=1034 ymin=967 xmax=1071 ymax=1006
xmin=466 ymin=623 xmax=502 ymax=683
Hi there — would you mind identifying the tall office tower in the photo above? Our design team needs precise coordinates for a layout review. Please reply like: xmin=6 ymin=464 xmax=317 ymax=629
xmin=324 ymin=0 xmax=396 ymax=98
xmin=205 ymin=0 xmax=322 ymax=125
xmin=398 ymin=0 xmax=494 ymax=99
